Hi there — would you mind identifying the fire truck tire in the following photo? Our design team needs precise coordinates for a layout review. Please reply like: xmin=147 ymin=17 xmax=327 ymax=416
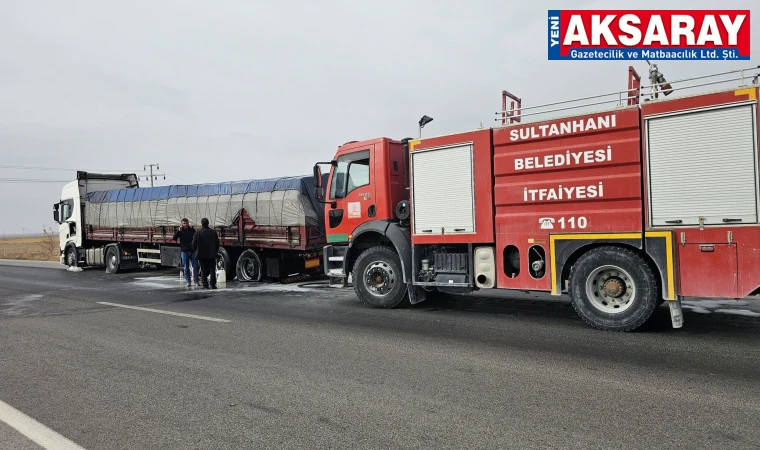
xmin=568 ymin=246 xmax=659 ymax=332
xmin=353 ymin=246 xmax=408 ymax=309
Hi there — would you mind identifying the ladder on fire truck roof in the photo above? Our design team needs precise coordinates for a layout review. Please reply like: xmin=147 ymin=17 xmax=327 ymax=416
xmin=496 ymin=64 xmax=760 ymax=126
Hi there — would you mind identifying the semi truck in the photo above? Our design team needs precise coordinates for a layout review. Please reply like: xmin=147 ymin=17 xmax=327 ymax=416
xmin=54 ymin=173 xmax=326 ymax=282
xmin=315 ymin=64 xmax=760 ymax=331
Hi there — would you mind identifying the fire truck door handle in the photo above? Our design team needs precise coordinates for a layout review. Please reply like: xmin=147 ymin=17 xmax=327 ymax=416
xmin=368 ymin=205 xmax=376 ymax=218
xmin=722 ymin=218 xmax=742 ymax=223
xmin=421 ymin=229 xmax=432 ymax=233
xmin=665 ymin=220 xmax=682 ymax=224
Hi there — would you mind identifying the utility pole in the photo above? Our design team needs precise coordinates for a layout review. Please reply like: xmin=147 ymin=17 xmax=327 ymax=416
xmin=142 ymin=164 xmax=166 ymax=188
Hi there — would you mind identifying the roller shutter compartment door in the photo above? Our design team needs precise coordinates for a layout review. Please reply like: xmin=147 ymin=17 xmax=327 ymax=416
xmin=411 ymin=143 xmax=476 ymax=235
xmin=647 ymin=103 xmax=758 ymax=227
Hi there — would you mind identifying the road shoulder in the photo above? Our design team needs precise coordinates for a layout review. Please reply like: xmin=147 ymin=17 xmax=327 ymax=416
xmin=0 ymin=260 xmax=65 ymax=270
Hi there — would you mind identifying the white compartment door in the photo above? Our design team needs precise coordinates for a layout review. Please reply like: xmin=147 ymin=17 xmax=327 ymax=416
xmin=646 ymin=103 xmax=758 ymax=227
xmin=411 ymin=143 xmax=475 ymax=235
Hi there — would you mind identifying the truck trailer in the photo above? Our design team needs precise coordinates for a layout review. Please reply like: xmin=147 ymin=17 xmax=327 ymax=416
xmin=54 ymin=173 xmax=326 ymax=281
xmin=315 ymin=64 xmax=760 ymax=331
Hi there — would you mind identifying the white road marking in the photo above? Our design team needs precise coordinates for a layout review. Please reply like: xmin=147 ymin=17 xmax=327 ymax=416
xmin=0 ymin=399 xmax=86 ymax=449
xmin=96 ymin=302 xmax=231 ymax=323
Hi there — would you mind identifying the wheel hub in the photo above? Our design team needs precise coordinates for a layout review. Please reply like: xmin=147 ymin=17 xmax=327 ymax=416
xmin=365 ymin=262 xmax=394 ymax=295
xmin=585 ymin=265 xmax=636 ymax=314
xmin=241 ymin=257 xmax=259 ymax=280
xmin=602 ymin=277 xmax=625 ymax=297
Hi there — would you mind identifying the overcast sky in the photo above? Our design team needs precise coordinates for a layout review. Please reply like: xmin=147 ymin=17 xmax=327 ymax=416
xmin=0 ymin=0 xmax=757 ymax=234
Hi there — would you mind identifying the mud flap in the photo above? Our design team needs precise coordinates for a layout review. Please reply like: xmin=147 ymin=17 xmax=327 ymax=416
xmin=668 ymin=297 xmax=684 ymax=329
xmin=408 ymin=282 xmax=426 ymax=305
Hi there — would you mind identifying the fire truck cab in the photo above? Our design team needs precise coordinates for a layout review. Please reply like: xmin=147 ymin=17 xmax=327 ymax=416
xmin=315 ymin=64 xmax=760 ymax=332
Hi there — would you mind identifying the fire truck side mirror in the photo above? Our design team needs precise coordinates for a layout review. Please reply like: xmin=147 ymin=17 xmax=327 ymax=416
xmin=313 ymin=165 xmax=324 ymax=200
xmin=313 ymin=160 xmax=338 ymax=204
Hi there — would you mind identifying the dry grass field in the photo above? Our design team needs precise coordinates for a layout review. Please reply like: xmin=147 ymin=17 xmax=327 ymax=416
xmin=0 ymin=231 xmax=60 ymax=262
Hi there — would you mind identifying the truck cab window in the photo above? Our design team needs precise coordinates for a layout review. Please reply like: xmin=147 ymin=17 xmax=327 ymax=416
xmin=330 ymin=150 xmax=370 ymax=199
xmin=61 ymin=199 xmax=74 ymax=221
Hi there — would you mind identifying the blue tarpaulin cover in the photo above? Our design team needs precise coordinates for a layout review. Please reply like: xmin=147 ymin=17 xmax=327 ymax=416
xmin=84 ymin=175 xmax=326 ymax=230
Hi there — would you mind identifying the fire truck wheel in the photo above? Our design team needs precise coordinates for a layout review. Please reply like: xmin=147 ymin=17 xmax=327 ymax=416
xmin=568 ymin=246 xmax=659 ymax=332
xmin=353 ymin=246 xmax=408 ymax=309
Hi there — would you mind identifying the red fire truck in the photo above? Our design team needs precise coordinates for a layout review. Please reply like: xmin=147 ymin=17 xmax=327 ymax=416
xmin=314 ymin=64 xmax=760 ymax=331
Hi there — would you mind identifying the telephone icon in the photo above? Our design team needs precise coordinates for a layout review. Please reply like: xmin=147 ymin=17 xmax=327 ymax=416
xmin=539 ymin=217 xmax=555 ymax=230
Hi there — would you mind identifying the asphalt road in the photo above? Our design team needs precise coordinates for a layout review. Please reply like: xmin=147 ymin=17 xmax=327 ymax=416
xmin=0 ymin=261 xmax=759 ymax=449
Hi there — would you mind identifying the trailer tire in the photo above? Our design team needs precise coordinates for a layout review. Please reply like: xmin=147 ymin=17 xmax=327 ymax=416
xmin=353 ymin=246 xmax=408 ymax=309
xmin=216 ymin=247 xmax=234 ymax=280
xmin=65 ymin=245 xmax=78 ymax=268
xmin=568 ymin=246 xmax=659 ymax=332
xmin=105 ymin=246 xmax=120 ymax=274
xmin=236 ymin=249 xmax=264 ymax=282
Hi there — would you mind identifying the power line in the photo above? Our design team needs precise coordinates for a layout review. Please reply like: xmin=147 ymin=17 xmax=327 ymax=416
xmin=163 ymin=172 xmax=193 ymax=184
xmin=1 ymin=163 xmax=196 ymax=182
xmin=0 ymin=167 xmax=194 ymax=186
xmin=0 ymin=164 xmax=136 ymax=172
xmin=0 ymin=164 xmax=76 ymax=171
xmin=0 ymin=178 xmax=70 ymax=183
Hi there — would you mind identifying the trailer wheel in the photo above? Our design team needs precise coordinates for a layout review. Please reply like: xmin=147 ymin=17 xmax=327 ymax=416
xmin=105 ymin=246 xmax=120 ymax=274
xmin=236 ymin=249 xmax=263 ymax=282
xmin=216 ymin=247 xmax=234 ymax=280
xmin=65 ymin=245 xmax=78 ymax=268
xmin=353 ymin=246 xmax=408 ymax=309
xmin=568 ymin=246 xmax=659 ymax=332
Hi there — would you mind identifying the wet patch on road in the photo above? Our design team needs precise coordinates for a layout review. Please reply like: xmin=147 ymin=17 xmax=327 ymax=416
xmin=681 ymin=299 xmax=760 ymax=317
xmin=0 ymin=294 xmax=44 ymax=317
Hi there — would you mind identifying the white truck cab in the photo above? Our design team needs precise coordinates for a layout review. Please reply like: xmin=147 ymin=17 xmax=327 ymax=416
xmin=53 ymin=172 xmax=139 ymax=266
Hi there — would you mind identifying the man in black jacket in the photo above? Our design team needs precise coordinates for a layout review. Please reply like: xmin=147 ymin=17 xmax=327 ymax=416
xmin=192 ymin=217 xmax=220 ymax=289
xmin=173 ymin=218 xmax=199 ymax=287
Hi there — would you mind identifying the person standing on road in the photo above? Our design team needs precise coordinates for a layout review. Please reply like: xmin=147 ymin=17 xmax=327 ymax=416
xmin=173 ymin=218 xmax=200 ymax=287
xmin=192 ymin=217 xmax=220 ymax=289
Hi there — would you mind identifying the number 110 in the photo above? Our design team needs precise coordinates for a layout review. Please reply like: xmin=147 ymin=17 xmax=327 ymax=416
xmin=558 ymin=216 xmax=587 ymax=229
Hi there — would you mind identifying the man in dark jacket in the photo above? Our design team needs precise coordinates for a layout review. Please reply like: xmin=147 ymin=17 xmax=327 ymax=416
xmin=192 ymin=217 xmax=220 ymax=289
xmin=173 ymin=218 xmax=199 ymax=287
